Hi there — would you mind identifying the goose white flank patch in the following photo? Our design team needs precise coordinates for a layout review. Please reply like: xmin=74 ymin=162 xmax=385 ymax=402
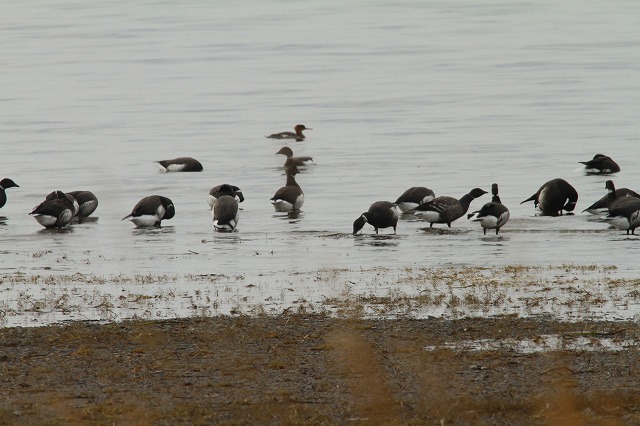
xmin=154 ymin=157 xmax=203 ymax=172
xmin=207 ymin=184 xmax=244 ymax=209
xmin=353 ymin=201 xmax=399 ymax=235
xmin=395 ymin=187 xmax=435 ymax=213
xmin=266 ymin=124 xmax=311 ymax=141
xmin=579 ymin=154 xmax=620 ymax=175
xmin=0 ymin=178 xmax=19 ymax=210
xmin=413 ymin=188 xmax=487 ymax=227
xmin=29 ymin=190 xmax=75 ymax=229
xmin=122 ymin=195 xmax=175 ymax=227
xmin=270 ymin=165 xmax=304 ymax=212
xmin=521 ymin=178 xmax=578 ymax=216
xmin=276 ymin=146 xmax=314 ymax=167
xmin=468 ymin=183 xmax=510 ymax=235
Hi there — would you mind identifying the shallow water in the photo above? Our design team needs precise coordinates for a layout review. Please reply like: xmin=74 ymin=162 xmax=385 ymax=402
xmin=2 ymin=0 xmax=640 ymax=326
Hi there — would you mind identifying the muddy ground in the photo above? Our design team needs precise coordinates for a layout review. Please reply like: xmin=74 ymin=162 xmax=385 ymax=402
xmin=1 ymin=314 xmax=640 ymax=425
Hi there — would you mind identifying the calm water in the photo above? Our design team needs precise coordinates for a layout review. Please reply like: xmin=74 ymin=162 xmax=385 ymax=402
xmin=2 ymin=0 xmax=640 ymax=326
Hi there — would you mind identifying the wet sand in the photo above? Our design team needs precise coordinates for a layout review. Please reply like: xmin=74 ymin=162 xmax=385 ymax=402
xmin=2 ymin=314 xmax=639 ymax=425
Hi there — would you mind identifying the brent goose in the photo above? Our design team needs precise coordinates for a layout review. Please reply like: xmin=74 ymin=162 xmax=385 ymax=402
xmin=582 ymin=180 xmax=640 ymax=215
xmin=353 ymin=201 xmax=399 ymax=235
xmin=154 ymin=157 xmax=203 ymax=172
xmin=270 ymin=165 xmax=304 ymax=212
xmin=267 ymin=124 xmax=311 ymax=141
xmin=0 ymin=178 xmax=19 ymax=209
xmin=30 ymin=191 xmax=75 ymax=229
xmin=468 ymin=183 xmax=510 ymax=235
xmin=413 ymin=188 xmax=487 ymax=227
xmin=276 ymin=146 xmax=314 ymax=167
xmin=212 ymin=184 xmax=240 ymax=231
xmin=579 ymin=154 xmax=620 ymax=175
xmin=67 ymin=191 xmax=99 ymax=219
xmin=122 ymin=195 xmax=175 ymax=227
xmin=394 ymin=187 xmax=435 ymax=213
xmin=521 ymin=178 xmax=578 ymax=216
xmin=207 ymin=184 xmax=244 ymax=209
xmin=603 ymin=196 xmax=640 ymax=235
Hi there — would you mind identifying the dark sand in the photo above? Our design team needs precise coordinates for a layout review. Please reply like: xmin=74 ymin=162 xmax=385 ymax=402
xmin=1 ymin=315 xmax=639 ymax=425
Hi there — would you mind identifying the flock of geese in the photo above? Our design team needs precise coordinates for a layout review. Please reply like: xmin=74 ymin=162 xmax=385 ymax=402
xmin=1 ymin=126 xmax=639 ymax=236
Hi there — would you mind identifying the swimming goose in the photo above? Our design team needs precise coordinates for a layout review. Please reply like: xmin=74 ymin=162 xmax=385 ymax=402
xmin=413 ymin=188 xmax=487 ymax=227
xmin=67 ymin=191 xmax=99 ymax=219
xmin=122 ymin=195 xmax=175 ymax=227
xmin=276 ymin=146 xmax=314 ymax=167
xmin=579 ymin=154 xmax=620 ymax=175
xmin=0 ymin=178 xmax=19 ymax=209
xmin=154 ymin=157 xmax=203 ymax=172
xmin=212 ymin=184 xmax=240 ymax=231
xmin=582 ymin=180 xmax=640 ymax=214
xmin=270 ymin=166 xmax=304 ymax=212
xmin=521 ymin=178 xmax=578 ymax=216
xmin=603 ymin=196 xmax=640 ymax=235
xmin=468 ymin=183 xmax=510 ymax=235
xmin=207 ymin=184 xmax=244 ymax=209
xmin=267 ymin=124 xmax=311 ymax=141
xmin=394 ymin=187 xmax=435 ymax=213
xmin=30 ymin=191 xmax=75 ymax=229
xmin=353 ymin=201 xmax=399 ymax=235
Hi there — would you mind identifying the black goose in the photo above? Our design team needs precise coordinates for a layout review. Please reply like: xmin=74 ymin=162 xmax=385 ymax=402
xmin=67 ymin=191 xmax=99 ymax=219
xmin=413 ymin=188 xmax=487 ymax=227
xmin=154 ymin=157 xmax=203 ymax=172
xmin=276 ymin=146 xmax=314 ymax=167
xmin=394 ymin=187 xmax=435 ymax=213
xmin=579 ymin=154 xmax=620 ymax=175
xmin=270 ymin=166 xmax=304 ymax=212
xmin=30 ymin=191 xmax=75 ymax=229
xmin=267 ymin=124 xmax=311 ymax=141
xmin=521 ymin=178 xmax=578 ymax=216
xmin=582 ymin=180 xmax=640 ymax=215
xmin=122 ymin=195 xmax=175 ymax=227
xmin=207 ymin=184 xmax=244 ymax=209
xmin=353 ymin=201 xmax=399 ymax=235
xmin=603 ymin=196 xmax=640 ymax=235
xmin=212 ymin=184 xmax=240 ymax=231
xmin=468 ymin=183 xmax=510 ymax=235
xmin=0 ymin=178 xmax=19 ymax=210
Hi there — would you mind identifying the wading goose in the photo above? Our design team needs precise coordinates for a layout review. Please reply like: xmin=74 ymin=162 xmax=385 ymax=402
xmin=67 ymin=191 xmax=98 ymax=219
xmin=276 ymin=146 xmax=314 ymax=167
xmin=212 ymin=184 xmax=240 ymax=231
xmin=154 ymin=157 xmax=203 ymax=172
xmin=582 ymin=180 xmax=640 ymax=215
xmin=207 ymin=184 xmax=244 ymax=209
xmin=267 ymin=124 xmax=311 ymax=141
xmin=413 ymin=188 xmax=487 ymax=227
xmin=579 ymin=154 xmax=620 ymax=175
xmin=30 ymin=191 xmax=75 ymax=229
xmin=270 ymin=166 xmax=304 ymax=212
xmin=394 ymin=187 xmax=435 ymax=213
xmin=353 ymin=201 xmax=399 ymax=235
xmin=0 ymin=178 xmax=19 ymax=210
xmin=521 ymin=178 xmax=578 ymax=216
xmin=468 ymin=183 xmax=510 ymax=235
xmin=122 ymin=195 xmax=175 ymax=227
xmin=603 ymin=196 xmax=640 ymax=235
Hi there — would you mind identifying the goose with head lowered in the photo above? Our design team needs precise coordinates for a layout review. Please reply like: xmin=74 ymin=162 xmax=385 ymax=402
xmin=30 ymin=190 xmax=75 ymax=229
xmin=270 ymin=165 xmax=304 ymax=213
xmin=276 ymin=146 xmax=314 ymax=167
xmin=603 ymin=196 xmax=640 ymax=235
xmin=468 ymin=183 xmax=510 ymax=235
xmin=122 ymin=195 xmax=175 ymax=227
xmin=0 ymin=178 xmax=19 ymax=210
xmin=579 ymin=154 xmax=620 ymax=175
xmin=521 ymin=178 xmax=578 ymax=216
xmin=207 ymin=184 xmax=244 ymax=209
xmin=267 ymin=124 xmax=311 ymax=141
xmin=394 ymin=186 xmax=435 ymax=213
xmin=67 ymin=190 xmax=98 ymax=220
xmin=353 ymin=201 xmax=399 ymax=235
xmin=582 ymin=180 xmax=640 ymax=215
xmin=212 ymin=184 xmax=240 ymax=232
xmin=413 ymin=188 xmax=487 ymax=227
xmin=154 ymin=157 xmax=203 ymax=172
